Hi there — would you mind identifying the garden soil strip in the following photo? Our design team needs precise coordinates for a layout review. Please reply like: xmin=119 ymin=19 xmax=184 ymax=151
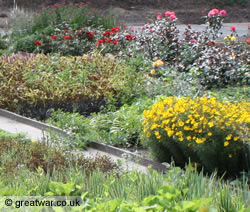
xmin=0 ymin=109 xmax=167 ymax=173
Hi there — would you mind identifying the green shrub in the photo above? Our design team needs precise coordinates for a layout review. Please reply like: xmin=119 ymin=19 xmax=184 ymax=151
xmin=8 ymin=2 xmax=117 ymax=53
xmin=0 ymin=53 xmax=132 ymax=119
xmin=48 ymin=97 xmax=156 ymax=148
xmin=38 ymin=21 xmax=100 ymax=55
xmin=143 ymin=96 xmax=250 ymax=177
xmin=13 ymin=34 xmax=42 ymax=52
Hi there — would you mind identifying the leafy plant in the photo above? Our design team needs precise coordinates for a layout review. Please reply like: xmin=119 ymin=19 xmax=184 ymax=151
xmin=48 ymin=97 xmax=155 ymax=148
xmin=0 ymin=53 xmax=134 ymax=119
xmin=143 ymin=95 xmax=250 ymax=176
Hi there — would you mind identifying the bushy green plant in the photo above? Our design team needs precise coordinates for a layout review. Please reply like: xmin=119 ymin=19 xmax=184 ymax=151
xmin=8 ymin=1 xmax=117 ymax=53
xmin=48 ymin=97 xmax=155 ymax=148
xmin=193 ymin=42 xmax=249 ymax=88
xmin=13 ymin=33 xmax=42 ymax=52
xmin=0 ymin=53 xmax=135 ymax=119
xmin=37 ymin=21 xmax=100 ymax=55
xmin=143 ymin=95 xmax=250 ymax=176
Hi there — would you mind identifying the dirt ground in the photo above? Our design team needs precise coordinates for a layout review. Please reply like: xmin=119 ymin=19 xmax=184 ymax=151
xmin=0 ymin=0 xmax=249 ymax=27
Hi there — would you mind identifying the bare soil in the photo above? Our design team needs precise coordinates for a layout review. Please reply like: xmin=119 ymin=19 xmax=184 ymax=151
xmin=0 ymin=0 xmax=249 ymax=28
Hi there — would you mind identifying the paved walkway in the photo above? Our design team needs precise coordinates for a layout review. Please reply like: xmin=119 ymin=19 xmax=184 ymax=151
xmin=128 ymin=22 xmax=250 ymax=41
xmin=0 ymin=114 xmax=149 ymax=173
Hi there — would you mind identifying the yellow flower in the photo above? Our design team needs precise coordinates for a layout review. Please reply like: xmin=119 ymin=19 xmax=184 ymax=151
xmin=146 ymin=132 xmax=151 ymax=137
xmin=151 ymin=69 xmax=156 ymax=74
xmin=231 ymin=36 xmax=236 ymax=41
xmin=228 ymin=154 xmax=232 ymax=158
xmin=153 ymin=60 xmax=164 ymax=67
xmin=233 ymin=137 xmax=239 ymax=141
xmin=208 ymin=122 xmax=214 ymax=128
xmin=226 ymin=134 xmax=232 ymax=140
xmin=196 ymin=138 xmax=205 ymax=144
xmin=208 ymin=132 xmax=212 ymax=136
xmin=179 ymin=137 xmax=184 ymax=141
xmin=224 ymin=141 xmax=229 ymax=147
xmin=31 ymin=139 xmax=37 ymax=143
xmin=166 ymin=128 xmax=174 ymax=137
xmin=187 ymin=136 xmax=192 ymax=141
xmin=154 ymin=131 xmax=161 ymax=139
xmin=178 ymin=120 xmax=185 ymax=127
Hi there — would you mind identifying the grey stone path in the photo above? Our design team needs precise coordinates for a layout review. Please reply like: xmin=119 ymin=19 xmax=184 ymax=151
xmin=128 ymin=22 xmax=250 ymax=41
xmin=0 ymin=114 xmax=148 ymax=173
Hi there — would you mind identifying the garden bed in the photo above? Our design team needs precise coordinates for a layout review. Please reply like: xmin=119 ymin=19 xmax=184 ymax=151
xmin=0 ymin=3 xmax=249 ymax=211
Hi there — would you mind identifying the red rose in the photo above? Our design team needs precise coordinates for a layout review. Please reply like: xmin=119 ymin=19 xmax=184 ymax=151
xmin=207 ymin=41 xmax=215 ymax=46
xmin=111 ymin=27 xmax=120 ymax=32
xmin=64 ymin=35 xmax=70 ymax=39
xmin=88 ymin=32 xmax=94 ymax=39
xmin=230 ymin=26 xmax=236 ymax=31
xmin=112 ymin=40 xmax=118 ymax=45
xmin=125 ymin=34 xmax=131 ymax=40
xmin=103 ymin=31 xmax=110 ymax=36
xmin=34 ymin=40 xmax=41 ymax=46
xmin=131 ymin=35 xmax=136 ymax=40
xmin=51 ymin=35 xmax=57 ymax=39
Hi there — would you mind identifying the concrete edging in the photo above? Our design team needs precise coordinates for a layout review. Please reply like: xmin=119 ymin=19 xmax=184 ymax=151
xmin=0 ymin=108 xmax=167 ymax=172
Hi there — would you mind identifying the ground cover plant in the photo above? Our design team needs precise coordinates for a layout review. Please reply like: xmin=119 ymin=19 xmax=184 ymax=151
xmin=0 ymin=130 xmax=249 ymax=211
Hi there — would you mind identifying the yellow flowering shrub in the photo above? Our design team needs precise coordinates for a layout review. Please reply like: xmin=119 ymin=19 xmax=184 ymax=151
xmin=143 ymin=96 xmax=250 ymax=176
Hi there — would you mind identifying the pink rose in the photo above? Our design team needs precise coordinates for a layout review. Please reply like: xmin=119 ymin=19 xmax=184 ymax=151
xmin=170 ymin=15 xmax=176 ymax=20
xmin=157 ymin=14 xmax=162 ymax=19
xmin=165 ymin=11 xmax=175 ymax=17
xmin=212 ymin=8 xmax=219 ymax=15
xmin=201 ymin=10 xmax=205 ymax=14
xmin=231 ymin=25 xmax=236 ymax=31
xmin=191 ymin=39 xmax=195 ymax=43
xmin=246 ymin=38 xmax=250 ymax=45
xmin=219 ymin=10 xmax=227 ymax=16
xmin=165 ymin=11 xmax=172 ymax=17
xmin=208 ymin=10 xmax=215 ymax=17
xmin=149 ymin=29 xmax=154 ymax=32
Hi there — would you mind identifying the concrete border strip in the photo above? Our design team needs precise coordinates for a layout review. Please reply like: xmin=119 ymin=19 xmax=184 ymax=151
xmin=0 ymin=109 xmax=68 ymax=136
xmin=0 ymin=108 xmax=167 ymax=172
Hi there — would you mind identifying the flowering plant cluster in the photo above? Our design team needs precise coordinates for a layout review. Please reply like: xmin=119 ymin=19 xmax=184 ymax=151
xmin=136 ymin=11 xmax=180 ymax=63
xmin=36 ymin=22 xmax=99 ymax=55
xmin=143 ymin=96 xmax=249 ymax=175
xmin=94 ymin=25 xmax=138 ymax=57
xmin=202 ymin=8 xmax=227 ymax=40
